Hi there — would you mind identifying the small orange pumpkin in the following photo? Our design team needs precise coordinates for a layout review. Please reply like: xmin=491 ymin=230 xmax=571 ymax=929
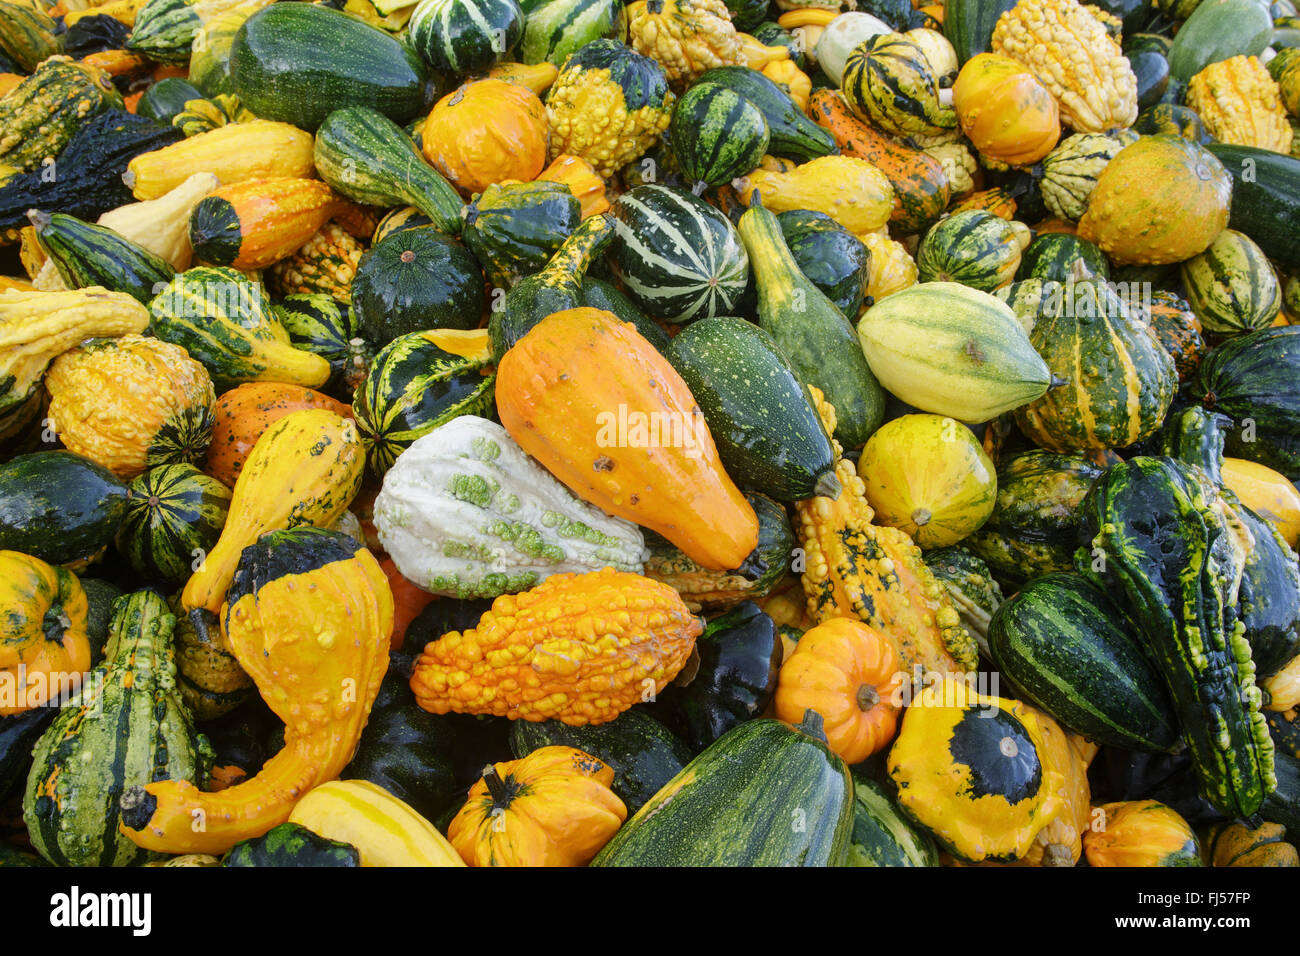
xmin=421 ymin=79 xmax=549 ymax=197
xmin=447 ymin=746 xmax=628 ymax=866
xmin=772 ymin=617 xmax=904 ymax=764
xmin=204 ymin=382 xmax=352 ymax=488
xmin=953 ymin=53 xmax=1060 ymax=167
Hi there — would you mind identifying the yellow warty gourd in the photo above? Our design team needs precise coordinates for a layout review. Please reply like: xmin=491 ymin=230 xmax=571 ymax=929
xmin=991 ymin=0 xmax=1138 ymax=134
xmin=736 ymin=155 xmax=894 ymax=234
xmin=1187 ymin=56 xmax=1293 ymax=154
xmin=626 ymin=0 xmax=744 ymax=90
xmin=860 ymin=231 xmax=918 ymax=303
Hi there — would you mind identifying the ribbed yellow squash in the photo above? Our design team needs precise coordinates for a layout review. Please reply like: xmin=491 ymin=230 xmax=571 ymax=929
xmin=288 ymin=780 xmax=465 ymax=867
xmin=857 ymin=414 xmax=996 ymax=549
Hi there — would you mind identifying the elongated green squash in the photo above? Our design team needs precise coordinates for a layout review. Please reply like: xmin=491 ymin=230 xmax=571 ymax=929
xmin=23 ymin=590 xmax=212 ymax=867
xmin=738 ymin=196 xmax=884 ymax=450
xmin=28 ymin=210 xmax=175 ymax=305
xmin=313 ymin=107 xmax=464 ymax=236
xmin=591 ymin=714 xmax=854 ymax=866
xmin=1077 ymin=456 xmax=1276 ymax=819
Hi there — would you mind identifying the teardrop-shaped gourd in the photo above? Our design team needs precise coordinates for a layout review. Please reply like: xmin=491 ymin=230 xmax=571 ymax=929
xmin=180 ymin=408 xmax=365 ymax=613
xmin=495 ymin=307 xmax=759 ymax=572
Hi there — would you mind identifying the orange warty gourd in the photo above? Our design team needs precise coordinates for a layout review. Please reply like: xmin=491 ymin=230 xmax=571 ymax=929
xmin=421 ymin=79 xmax=549 ymax=197
xmin=204 ymin=382 xmax=352 ymax=488
xmin=448 ymin=746 xmax=628 ymax=866
xmin=953 ymin=53 xmax=1061 ymax=168
xmin=495 ymin=307 xmax=759 ymax=572
xmin=119 ymin=527 xmax=393 ymax=855
xmin=410 ymin=567 xmax=701 ymax=726
xmin=772 ymin=618 xmax=904 ymax=764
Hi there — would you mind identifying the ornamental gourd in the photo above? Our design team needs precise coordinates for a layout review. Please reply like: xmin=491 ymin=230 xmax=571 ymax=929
xmin=374 ymin=416 xmax=649 ymax=600
xmin=1083 ymin=800 xmax=1203 ymax=866
xmin=44 ymin=334 xmax=215 ymax=480
xmin=410 ymin=567 xmax=701 ymax=725
xmin=119 ymin=527 xmax=393 ymax=855
xmin=1076 ymin=135 xmax=1232 ymax=266
xmin=991 ymin=0 xmax=1137 ymax=134
xmin=448 ymin=746 xmax=628 ymax=866
xmin=1187 ymin=56 xmax=1292 ymax=154
xmin=181 ymin=408 xmax=365 ymax=614
xmin=1038 ymin=130 xmax=1139 ymax=223
xmin=952 ymin=53 xmax=1060 ymax=167
xmin=842 ymin=32 xmax=958 ymax=141
xmin=887 ymin=676 xmax=1067 ymax=863
xmin=796 ymin=386 xmax=977 ymax=676
xmin=421 ymin=80 xmax=548 ymax=197
xmin=495 ymin=308 xmax=758 ymax=572
xmin=288 ymin=779 xmax=464 ymax=867
xmin=735 ymin=155 xmax=893 ymax=235
xmin=626 ymin=0 xmax=745 ymax=90
xmin=772 ymin=618 xmax=904 ymax=764
xmin=0 ymin=551 xmax=91 ymax=717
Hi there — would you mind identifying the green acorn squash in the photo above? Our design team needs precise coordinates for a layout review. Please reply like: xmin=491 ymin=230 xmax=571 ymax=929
xmin=114 ymin=464 xmax=230 ymax=586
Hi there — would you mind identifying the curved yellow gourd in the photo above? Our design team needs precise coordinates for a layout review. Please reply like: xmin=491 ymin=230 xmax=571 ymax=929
xmin=290 ymin=780 xmax=464 ymax=867
xmin=1220 ymin=457 xmax=1300 ymax=548
xmin=181 ymin=408 xmax=364 ymax=613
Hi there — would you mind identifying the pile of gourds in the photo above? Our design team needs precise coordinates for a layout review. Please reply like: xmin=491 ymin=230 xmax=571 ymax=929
xmin=3 ymin=0 xmax=1300 ymax=869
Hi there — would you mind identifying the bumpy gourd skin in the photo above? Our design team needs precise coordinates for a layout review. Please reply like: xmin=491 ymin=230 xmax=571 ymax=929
xmin=626 ymin=0 xmax=743 ymax=90
xmin=0 ymin=57 xmax=121 ymax=174
xmin=991 ymin=0 xmax=1138 ymax=134
xmin=796 ymin=387 xmax=975 ymax=675
xmin=410 ymin=567 xmax=701 ymax=726
xmin=119 ymin=530 xmax=393 ymax=855
xmin=1187 ymin=56 xmax=1293 ymax=154
xmin=546 ymin=60 xmax=673 ymax=178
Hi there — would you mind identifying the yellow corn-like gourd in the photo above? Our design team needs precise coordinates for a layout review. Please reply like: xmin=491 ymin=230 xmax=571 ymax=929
xmin=124 ymin=119 xmax=315 ymax=200
xmin=626 ymin=0 xmax=744 ymax=90
xmin=410 ymin=567 xmax=702 ymax=726
xmin=795 ymin=386 xmax=975 ymax=676
xmin=1188 ymin=56 xmax=1293 ymax=154
xmin=992 ymin=0 xmax=1138 ymax=134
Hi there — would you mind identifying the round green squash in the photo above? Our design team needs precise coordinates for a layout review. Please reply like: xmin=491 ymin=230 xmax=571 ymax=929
xmin=916 ymin=210 xmax=1031 ymax=292
xmin=1180 ymin=228 xmax=1281 ymax=335
xmin=273 ymin=294 xmax=370 ymax=400
xmin=114 ymin=463 xmax=231 ymax=586
xmin=407 ymin=0 xmax=524 ymax=74
xmin=350 ymin=229 xmax=485 ymax=345
xmin=461 ymin=180 xmax=581 ymax=290
xmin=223 ymin=822 xmax=361 ymax=867
xmin=669 ymin=82 xmax=770 ymax=190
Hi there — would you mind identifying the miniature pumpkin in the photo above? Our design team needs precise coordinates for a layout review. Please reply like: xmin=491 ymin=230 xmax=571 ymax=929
xmin=773 ymin=618 xmax=904 ymax=764
xmin=421 ymin=79 xmax=549 ymax=196
xmin=447 ymin=746 xmax=628 ymax=866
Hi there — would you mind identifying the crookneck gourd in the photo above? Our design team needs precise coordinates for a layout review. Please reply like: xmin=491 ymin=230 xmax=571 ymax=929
xmin=24 ymin=589 xmax=213 ymax=867
xmin=119 ymin=527 xmax=393 ymax=855
xmin=796 ymin=386 xmax=976 ymax=676
xmin=410 ymin=567 xmax=701 ymax=726
xmin=374 ymin=415 xmax=648 ymax=600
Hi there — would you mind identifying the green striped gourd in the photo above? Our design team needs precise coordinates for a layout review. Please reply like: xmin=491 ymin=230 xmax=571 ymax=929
xmin=916 ymin=210 xmax=1032 ymax=292
xmin=1078 ymin=457 xmax=1275 ymax=819
xmin=843 ymin=771 xmax=939 ymax=867
xmin=963 ymin=450 xmax=1104 ymax=587
xmin=989 ymin=572 xmax=1181 ymax=752
xmin=855 ymin=282 xmax=1052 ymax=423
xmin=148 ymin=267 xmax=332 ymax=390
xmin=1180 ymin=228 xmax=1281 ymax=335
xmin=115 ymin=464 xmax=232 ymax=586
xmin=407 ymin=0 xmax=524 ymax=73
xmin=352 ymin=330 xmax=496 ymax=475
xmin=128 ymin=0 xmax=271 ymax=66
xmin=0 ymin=57 xmax=124 ymax=175
xmin=609 ymin=184 xmax=750 ymax=323
xmin=841 ymin=32 xmax=958 ymax=140
xmin=23 ymin=590 xmax=213 ymax=867
xmin=373 ymin=415 xmax=648 ymax=599
xmin=27 ymin=210 xmax=175 ymax=305
xmin=1014 ymin=277 xmax=1177 ymax=453
xmin=462 ymin=181 xmax=581 ymax=289
xmin=272 ymin=293 xmax=370 ymax=399
xmin=0 ymin=0 xmax=60 ymax=72
xmin=1039 ymin=130 xmax=1139 ymax=222
xmin=520 ymin=0 xmax=626 ymax=66
xmin=669 ymin=82 xmax=769 ymax=191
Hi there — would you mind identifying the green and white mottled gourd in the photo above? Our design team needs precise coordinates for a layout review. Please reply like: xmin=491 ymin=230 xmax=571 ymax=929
xmin=916 ymin=210 xmax=1031 ymax=292
xmin=373 ymin=415 xmax=648 ymax=599
xmin=1180 ymin=229 xmax=1281 ymax=335
xmin=1039 ymin=130 xmax=1139 ymax=222
xmin=22 ymin=590 xmax=212 ymax=867
xmin=407 ymin=0 xmax=524 ymax=74
xmin=609 ymin=184 xmax=749 ymax=323
xmin=520 ymin=0 xmax=625 ymax=66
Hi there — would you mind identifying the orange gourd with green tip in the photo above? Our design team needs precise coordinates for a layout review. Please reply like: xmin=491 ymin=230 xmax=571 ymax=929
xmin=0 ymin=551 xmax=90 ymax=716
xmin=188 ymin=178 xmax=349 ymax=271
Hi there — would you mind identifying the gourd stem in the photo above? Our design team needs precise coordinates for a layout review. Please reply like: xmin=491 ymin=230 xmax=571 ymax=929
xmin=797 ymin=708 xmax=829 ymax=743
xmin=482 ymin=765 xmax=514 ymax=809
xmin=855 ymin=684 xmax=880 ymax=712
xmin=814 ymin=469 xmax=842 ymax=500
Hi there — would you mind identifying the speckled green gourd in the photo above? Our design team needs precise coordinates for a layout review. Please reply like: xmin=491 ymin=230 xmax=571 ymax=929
xmin=374 ymin=415 xmax=648 ymax=599
xmin=22 ymin=590 xmax=212 ymax=867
